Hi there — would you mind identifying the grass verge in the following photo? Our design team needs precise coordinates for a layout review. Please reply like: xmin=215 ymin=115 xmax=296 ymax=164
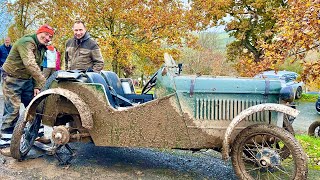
xmin=296 ymin=134 xmax=320 ymax=170
xmin=296 ymin=93 xmax=318 ymax=102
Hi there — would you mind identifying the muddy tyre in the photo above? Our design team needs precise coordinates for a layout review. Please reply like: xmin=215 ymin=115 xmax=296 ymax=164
xmin=279 ymin=117 xmax=295 ymax=160
xmin=231 ymin=124 xmax=308 ymax=180
xmin=10 ymin=112 xmax=41 ymax=160
xmin=308 ymin=121 xmax=320 ymax=137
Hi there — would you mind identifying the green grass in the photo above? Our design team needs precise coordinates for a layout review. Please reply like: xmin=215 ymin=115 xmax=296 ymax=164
xmin=296 ymin=93 xmax=318 ymax=102
xmin=296 ymin=134 xmax=320 ymax=170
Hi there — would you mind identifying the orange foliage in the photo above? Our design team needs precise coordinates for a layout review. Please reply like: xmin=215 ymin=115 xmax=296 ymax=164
xmin=5 ymin=0 xmax=200 ymax=76
xmin=262 ymin=0 xmax=320 ymax=82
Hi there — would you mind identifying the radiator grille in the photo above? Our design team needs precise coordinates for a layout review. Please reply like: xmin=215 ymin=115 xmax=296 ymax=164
xmin=195 ymin=98 xmax=269 ymax=121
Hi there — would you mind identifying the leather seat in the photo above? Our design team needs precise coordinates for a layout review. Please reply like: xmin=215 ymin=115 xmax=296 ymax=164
xmin=86 ymin=72 xmax=116 ymax=108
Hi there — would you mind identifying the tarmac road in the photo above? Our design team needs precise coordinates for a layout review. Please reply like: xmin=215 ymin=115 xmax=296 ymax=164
xmin=0 ymin=143 xmax=238 ymax=180
xmin=292 ymin=101 xmax=320 ymax=134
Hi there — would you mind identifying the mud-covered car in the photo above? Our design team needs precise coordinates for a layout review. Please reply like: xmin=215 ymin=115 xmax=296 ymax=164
xmin=10 ymin=53 xmax=308 ymax=179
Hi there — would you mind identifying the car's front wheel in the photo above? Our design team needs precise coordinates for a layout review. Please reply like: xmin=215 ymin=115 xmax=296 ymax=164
xmin=10 ymin=112 xmax=41 ymax=160
xmin=295 ymin=86 xmax=303 ymax=99
xmin=231 ymin=124 xmax=308 ymax=180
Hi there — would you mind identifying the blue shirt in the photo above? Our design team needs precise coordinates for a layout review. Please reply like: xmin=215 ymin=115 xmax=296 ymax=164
xmin=0 ymin=44 xmax=12 ymax=65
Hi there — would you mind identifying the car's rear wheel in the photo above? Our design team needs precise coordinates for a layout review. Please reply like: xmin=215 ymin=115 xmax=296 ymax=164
xmin=295 ymin=86 xmax=302 ymax=99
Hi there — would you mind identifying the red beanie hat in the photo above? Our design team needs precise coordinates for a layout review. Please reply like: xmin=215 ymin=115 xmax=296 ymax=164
xmin=37 ymin=24 xmax=54 ymax=36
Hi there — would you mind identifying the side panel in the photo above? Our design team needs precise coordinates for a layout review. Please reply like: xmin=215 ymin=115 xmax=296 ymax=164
xmin=44 ymin=82 xmax=219 ymax=149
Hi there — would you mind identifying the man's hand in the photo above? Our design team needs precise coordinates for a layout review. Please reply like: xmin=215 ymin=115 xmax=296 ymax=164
xmin=34 ymin=88 xmax=41 ymax=96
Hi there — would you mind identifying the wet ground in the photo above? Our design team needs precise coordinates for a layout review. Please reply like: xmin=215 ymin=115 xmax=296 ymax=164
xmin=292 ymin=101 xmax=320 ymax=134
xmin=0 ymin=86 xmax=319 ymax=179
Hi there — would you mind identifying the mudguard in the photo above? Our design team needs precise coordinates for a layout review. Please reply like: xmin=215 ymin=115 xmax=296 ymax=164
xmin=221 ymin=103 xmax=299 ymax=160
xmin=24 ymin=88 xmax=93 ymax=130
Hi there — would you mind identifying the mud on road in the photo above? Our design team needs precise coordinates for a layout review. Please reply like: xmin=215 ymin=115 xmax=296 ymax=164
xmin=0 ymin=143 xmax=237 ymax=180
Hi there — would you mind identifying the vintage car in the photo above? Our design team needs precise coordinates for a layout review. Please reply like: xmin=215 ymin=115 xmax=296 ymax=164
xmin=316 ymin=95 xmax=320 ymax=114
xmin=10 ymin=53 xmax=307 ymax=179
xmin=308 ymin=96 xmax=320 ymax=137
xmin=254 ymin=70 xmax=304 ymax=99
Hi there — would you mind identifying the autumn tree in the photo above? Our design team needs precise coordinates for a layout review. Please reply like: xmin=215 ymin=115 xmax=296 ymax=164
xmin=5 ymin=0 xmax=48 ymax=42
xmin=189 ymin=0 xmax=289 ymax=77
xmin=180 ymin=32 xmax=237 ymax=76
xmin=4 ymin=0 xmax=202 ymax=77
xmin=34 ymin=0 xmax=198 ymax=77
xmin=261 ymin=0 xmax=320 ymax=82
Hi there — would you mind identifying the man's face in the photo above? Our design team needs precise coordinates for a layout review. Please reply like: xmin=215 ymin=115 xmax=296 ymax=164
xmin=37 ymin=32 xmax=53 ymax=45
xmin=73 ymin=22 xmax=86 ymax=39
xmin=4 ymin=37 xmax=10 ymax=46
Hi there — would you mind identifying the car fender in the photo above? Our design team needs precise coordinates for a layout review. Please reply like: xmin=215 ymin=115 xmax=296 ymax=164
xmin=221 ymin=103 xmax=299 ymax=161
xmin=24 ymin=88 xmax=93 ymax=130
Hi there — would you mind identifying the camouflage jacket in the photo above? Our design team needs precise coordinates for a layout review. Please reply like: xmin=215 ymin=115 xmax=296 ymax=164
xmin=2 ymin=34 xmax=46 ymax=89
xmin=65 ymin=32 xmax=104 ymax=72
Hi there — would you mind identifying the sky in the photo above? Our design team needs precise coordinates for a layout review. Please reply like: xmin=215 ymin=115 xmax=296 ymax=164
xmin=0 ymin=0 xmax=13 ymax=40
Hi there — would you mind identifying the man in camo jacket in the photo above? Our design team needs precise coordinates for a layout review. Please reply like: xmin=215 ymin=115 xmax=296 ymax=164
xmin=0 ymin=24 xmax=54 ymax=156
xmin=65 ymin=20 xmax=104 ymax=72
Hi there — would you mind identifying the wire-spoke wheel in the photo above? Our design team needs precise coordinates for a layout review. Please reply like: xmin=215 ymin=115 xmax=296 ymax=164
xmin=308 ymin=121 xmax=320 ymax=137
xmin=10 ymin=112 xmax=41 ymax=160
xmin=231 ymin=124 xmax=308 ymax=180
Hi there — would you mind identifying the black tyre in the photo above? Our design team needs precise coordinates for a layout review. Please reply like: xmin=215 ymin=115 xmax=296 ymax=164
xmin=231 ymin=124 xmax=308 ymax=180
xmin=280 ymin=117 xmax=295 ymax=159
xmin=295 ymin=87 xmax=302 ymax=99
xmin=10 ymin=112 xmax=41 ymax=160
xmin=316 ymin=99 xmax=320 ymax=113
xmin=308 ymin=121 xmax=320 ymax=137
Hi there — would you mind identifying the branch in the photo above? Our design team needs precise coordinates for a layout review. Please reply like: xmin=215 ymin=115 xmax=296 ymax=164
xmin=289 ymin=44 xmax=320 ymax=56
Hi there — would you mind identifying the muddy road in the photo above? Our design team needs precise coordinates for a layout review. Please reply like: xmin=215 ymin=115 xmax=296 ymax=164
xmin=0 ymin=143 xmax=236 ymax=180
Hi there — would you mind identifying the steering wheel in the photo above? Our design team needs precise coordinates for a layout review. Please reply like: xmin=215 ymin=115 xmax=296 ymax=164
xmin=141 ymin=70 xmax=158 ymax=94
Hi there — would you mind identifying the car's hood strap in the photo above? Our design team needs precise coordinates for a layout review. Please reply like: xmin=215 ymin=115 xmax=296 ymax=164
xmin=190 ymin=79 xmax=195 ymax=97
xmin=264 ymin=79 xmax=270 ymax=99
